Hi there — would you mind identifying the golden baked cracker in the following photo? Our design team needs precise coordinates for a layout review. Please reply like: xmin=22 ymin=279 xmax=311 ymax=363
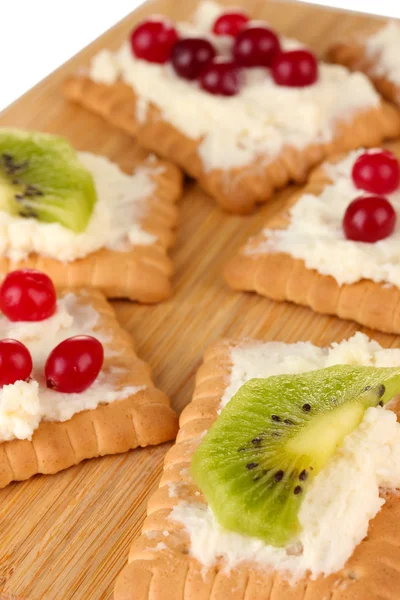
xmin=0 ymin=156 xmax=183 ymax=303
xmin=0 ymin=289 xmax=178 ymax=489
xmin=224 ymin=157 xmax=400 ymax=334
xmin=64 ymin=72 xmax=400 ymax=215
xmin=114 ymin=339 xmax=400 ymax=599
xmin=327 ymin=23 xmax=400 ymax=108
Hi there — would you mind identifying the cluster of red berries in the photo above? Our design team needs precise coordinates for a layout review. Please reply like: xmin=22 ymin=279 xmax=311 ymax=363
xmin=0 ymin=270 xmax=104 ymax=393
xmin=130 ymin=11 xmax=319 ymax=96
xmin=343 ymin=150 xmax=400 ymax=243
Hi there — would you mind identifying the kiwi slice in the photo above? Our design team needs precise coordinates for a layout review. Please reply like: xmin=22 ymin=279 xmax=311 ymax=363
xmin=0 ymin=129 xmax=97 ymax=232
xmin=191 ymin=364 xmax=400 ymax=547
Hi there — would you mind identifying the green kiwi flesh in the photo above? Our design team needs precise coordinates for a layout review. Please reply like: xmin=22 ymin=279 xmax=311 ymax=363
xmin=0 ymin=129 xmax=97 ymax=232
xmin=191 ymin=365 xmax=400 ymax=547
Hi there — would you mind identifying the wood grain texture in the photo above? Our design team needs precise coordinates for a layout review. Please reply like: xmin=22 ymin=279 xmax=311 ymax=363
xmin=0 ymin=1 xmax=398 ymax=599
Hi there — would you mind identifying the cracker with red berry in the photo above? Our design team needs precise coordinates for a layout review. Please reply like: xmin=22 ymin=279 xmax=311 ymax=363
xmin=225 ymin=147 xmax=400 ymax=334
xmin=327 ymin=20 xmax=400 ymax=110
xmin=0 ymin=269 xmax=178 ymax=488
xmin=64 ymin=0 xmax=400 ymax=214
xmin=0 ymin=129 xmax=182 ymax=303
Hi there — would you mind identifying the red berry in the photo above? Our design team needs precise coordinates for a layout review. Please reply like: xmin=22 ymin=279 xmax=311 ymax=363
xmin=171 ymin=38 xmax=216 ymax=80
xmin=272 ymin=49 xmax=318 ymax=87
xmin=45 ymin=336 xmax=104 ymax=394
xmin=0 ymin=269 xmax=56 ymax=322
xmin=352 ymin=150 xmax=400 ymax=195
xmin=0 ymin=339 xmax=32 ymax=386
xmin=343 ymin=196 xmax=396 ymax=243
xmin=233 ymin=26 xmax=281 ymax=67
xmin=200 ymin=60 xmax=241 ymax=96
xmin=212 ymin=11 xmax=249 ymax=37
xmin=130 ymin=18 xmax=179 ymax=64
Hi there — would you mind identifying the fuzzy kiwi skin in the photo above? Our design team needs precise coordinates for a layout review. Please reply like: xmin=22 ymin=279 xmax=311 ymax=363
xmin=191 ymin=365 xmax=400 ymax=547
xmin=0 ymin=129 xmax=97 ymax=232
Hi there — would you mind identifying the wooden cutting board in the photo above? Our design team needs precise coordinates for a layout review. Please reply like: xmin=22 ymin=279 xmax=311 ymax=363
xmin=0 ymin=1 xmax=396 ymax=599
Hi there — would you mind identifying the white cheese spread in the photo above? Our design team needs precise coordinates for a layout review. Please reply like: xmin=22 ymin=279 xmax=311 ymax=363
xmin=0 ymin=152 xmax=157 ymax=263
xmin=89 ymin=1 xmax=380 ymax=172
xmin=0 ymin=293 xmax=143 ymax=442
xmin=248 ymin=148 xmax=400 ymax=288
xmin=171 ymin=333 xmax=400 ymax=580
xmin=366 ymin=21 xmax=400 ymax=88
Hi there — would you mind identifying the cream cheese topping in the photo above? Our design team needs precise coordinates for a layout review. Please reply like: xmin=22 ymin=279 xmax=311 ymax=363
xmin=366 ymin=21 xmax=400 ymax=87
xmin=0 ymin=152 xmax=157 ymax=263
xmin=248 ymin=148 xmax=400 ymax=288
xmin=0 ymin=293 xmax=143 ymax=442
xmin=171 ymin=333 xmax=400 ymax=580
xmin=89 ymin=1 xmax=380 ymax=172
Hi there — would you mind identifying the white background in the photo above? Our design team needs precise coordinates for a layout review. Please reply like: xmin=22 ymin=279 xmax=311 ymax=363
xmin=1 ymin=0 xmax=399 ymax=113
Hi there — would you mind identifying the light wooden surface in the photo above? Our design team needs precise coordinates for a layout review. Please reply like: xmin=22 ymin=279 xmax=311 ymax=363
xmin=0 ymin=2 xmax=396 ymax=599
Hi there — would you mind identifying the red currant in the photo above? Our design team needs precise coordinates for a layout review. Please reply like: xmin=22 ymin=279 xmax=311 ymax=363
xmin=130 ymin=18 xmax=179 ymax=64
xmin=233 ymin=26 xmax=281 ymax=67
xmin=171 ymin=38 xmax=216 ymax=80
xmin=0 ymin=269 xmax=56 ymax=322
xmin=45 ymin=336 xmax=104 ymax=394
xmin=0 ymin=339 xmax=32 ymax=386
xmin=272 ymin=49 xmax=318 ymax=87
xmin=352 ymin=150 xmax=400 ymax=195
xmin=212 ymin=11 xmax=249 ymax=37
xmin=343 ymin=195 xmax=396 ymax=243
xmin=199 ymin=60 xmax=241 ymax=96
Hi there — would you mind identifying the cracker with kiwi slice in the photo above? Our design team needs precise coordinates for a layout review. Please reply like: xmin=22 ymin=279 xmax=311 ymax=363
xmin=115 ymin=338 xmax=400 ymax=600
xmin=0 ymin=130 xmax=182 ymax=303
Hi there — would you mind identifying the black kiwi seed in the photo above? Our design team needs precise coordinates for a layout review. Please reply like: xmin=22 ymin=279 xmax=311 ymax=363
xmin=246 ymin=462 xmax=258 ymax=470
xmin=299 ymin=470 xmax=308 ymax=481
xmin=12 ymin=160 xmax=28 ymax=172
xmin=377 ymin=384 xmax=385 ymax=398
xmin=302 ymin=403 xmax=311 ymax=412
xmin=26 ymin=184 xmax=43 ymax=196
xmin=284 ymin=419 xmax=294 ymax=425
xmin=271 ymin=415 xmax=281 ymax=422
xmin=251 ymin=437 xmax=262 ymax=446
xmin=15 ymin=194 xmax=24 ymax=201
xmin=364 ymin=385 xmax=371 ymax=392
xmin=378 ymin=401 xmax=384 ymax=407
xmin=21 ymin=209 xmax=38 ymax=218
xmin=238 ymin=447 xmax=247 ymax=452
xmin=274 ymin=470 xmax=284 ymax=482
xmin=294 ymin=486 xmax=302 ymax=495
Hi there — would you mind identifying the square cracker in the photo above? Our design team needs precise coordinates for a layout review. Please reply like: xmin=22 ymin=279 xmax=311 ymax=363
xmin=0 ymin=289 xmax=178 ymax=489
xmin=0 ymin=155 xmax=183 ymax=304
xmin=224 ymin=153 xmax=400 ymax=335
xmin=326 ymin=23 xmax=400 ymax=109
xmin=114 ymin=339 xmax=400 ymax=599
xmin=64 ymin=26 xmax=400 ymax=214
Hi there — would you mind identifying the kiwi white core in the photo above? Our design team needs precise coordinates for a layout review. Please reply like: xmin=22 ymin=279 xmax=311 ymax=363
xmin=171 ymin=333 xmax=400 ymax=580
xmin=0 ymin=152 xmax=157 ymax=262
